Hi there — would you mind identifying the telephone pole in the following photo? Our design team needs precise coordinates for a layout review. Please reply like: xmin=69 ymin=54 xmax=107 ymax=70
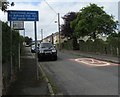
xmin=58 ymin=13 xmax=61 ymax=50
xmin=41 ymin=29 xmax=43 ymax=42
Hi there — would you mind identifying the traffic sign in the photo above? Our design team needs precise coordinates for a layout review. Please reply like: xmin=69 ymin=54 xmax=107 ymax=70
xmin=8 ymin=10 xmax=39 ymax=80
xmin=12 ymin=21 xmax=24 ymax=30
xmin=8 ymin=10 xmax=39 ymax=21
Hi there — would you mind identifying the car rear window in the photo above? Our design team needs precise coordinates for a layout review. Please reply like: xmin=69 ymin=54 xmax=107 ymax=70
xmin=40 ymin=43 xmax=53 ymax=48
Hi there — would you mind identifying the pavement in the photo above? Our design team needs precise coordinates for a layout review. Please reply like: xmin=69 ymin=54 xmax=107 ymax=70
xmin=61 ymin=49 xmax=120 ymax=64
xmin=5 ymin=47 xmax=48 ymax=96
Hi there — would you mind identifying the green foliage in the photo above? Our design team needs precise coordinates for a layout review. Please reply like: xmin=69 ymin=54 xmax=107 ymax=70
xmin=78 ymin=37 xmax=120 ymax=56
xmin=1 ymin=1 xmax=14 ymax=12
xmin=2 ymin=22 xmax=23 ymax=64
xmin=2 ymin=21 xmax=24 ymax=89
xmin=61 ymin=12 xmax=78 ymax=50
xmin=71 ymin=3 xmax=118 ymax=40
xmin=1 ymin=2 xmax=9 ymax=12
xmin=106 ymin=32 xmax=120 ymax=55
xmin=61 ymin=39 xmax=73 ymax=50
xmin=62 ymin=34 xmax=120 ymax=56
xmin=61 ymin=12 xmax=77 ymax=38
xmin=2 ymin=22 xmax=11 ymax=63
xmin=24 ymin=36 xmax=32 ymax=45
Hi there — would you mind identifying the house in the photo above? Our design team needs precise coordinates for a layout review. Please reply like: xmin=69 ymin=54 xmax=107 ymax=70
xmin=77 ymin=34 xmax=107 ymax=43
xmin=42 ymin=32 xmax=67 ymax=44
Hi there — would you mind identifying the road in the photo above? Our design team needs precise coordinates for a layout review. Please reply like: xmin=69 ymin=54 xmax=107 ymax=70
xmin=37 ymin=50 xmax=118 ymax=95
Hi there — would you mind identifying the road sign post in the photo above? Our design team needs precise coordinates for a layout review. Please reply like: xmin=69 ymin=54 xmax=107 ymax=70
xmin=8 ymin=10 xmax=39 ymax=80
xmin=34 ymin=21 xmax=39 ymax=79
xmin=10 ymin=21 xmax=13 ymax=81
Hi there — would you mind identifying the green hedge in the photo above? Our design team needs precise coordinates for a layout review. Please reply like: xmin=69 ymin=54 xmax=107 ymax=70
xmin=62 ymin=37 xmax=120 ymax=57
xmin=2 ymin=22 xmax=24 ymax=90
xmin=78 ymin=38 xmax=120 ymax=56
xmin=61 ymin=39 xmax=73 ymax=50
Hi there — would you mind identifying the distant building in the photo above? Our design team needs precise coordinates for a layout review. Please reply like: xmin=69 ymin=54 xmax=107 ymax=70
xmin=77 ymin=34 xmax=107 ymax=43
xmin=42 ymin=32 xmax=67 ymax=44
xmin=42 ymin=32 xmax=59 ymax=44
xmin=42 ymin=34 xmax=52 ymax=43
xmin=53 ymin=32 xmax=59 ymax=44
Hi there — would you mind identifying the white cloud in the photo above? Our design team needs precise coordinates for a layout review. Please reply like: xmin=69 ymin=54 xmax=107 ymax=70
xmin=0 ymin=0 xmax=119 ymax=40
xmin=45 ymin=0 xmax=119 ymax=3
xmin=8 ymin=0 xmax=40 ymax=3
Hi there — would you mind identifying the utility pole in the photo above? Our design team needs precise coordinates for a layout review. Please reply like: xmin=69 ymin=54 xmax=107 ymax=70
xmin=58 ymin=13 xmax=61 ymax=50
xmin=51 ymin=33 xmax=54 ymax=44
xmin=41 ymin=29 xmax=43 ymax=42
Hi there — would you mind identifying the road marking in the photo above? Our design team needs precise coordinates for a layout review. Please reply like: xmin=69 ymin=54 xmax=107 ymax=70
xmin=72 ymin=58 xmax=119 ymax=67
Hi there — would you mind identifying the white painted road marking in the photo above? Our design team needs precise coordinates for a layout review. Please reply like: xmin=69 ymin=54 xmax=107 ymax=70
xmin=70 ymin=58 xmax=119 ymax=67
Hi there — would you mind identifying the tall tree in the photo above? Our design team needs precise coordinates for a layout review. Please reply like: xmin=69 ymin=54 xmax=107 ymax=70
xmin=71 ymin=4 xmax=118 ymax=40
xmin=61 ymin=12 xmax=79 ymax=50
xmin=61 ymin=12 xmax=77 ymax=38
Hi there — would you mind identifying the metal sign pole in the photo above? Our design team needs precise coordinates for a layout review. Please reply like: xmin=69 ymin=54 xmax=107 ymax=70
xmin=18 ymin=42 xmax=20 ymax=70
xmin=34 ymin=21 xmax=39 ymax=80
xmin=10 ymin=21 xmax=13 ymax=81
xmin=24 ymin=28 xmax=25 ymax=38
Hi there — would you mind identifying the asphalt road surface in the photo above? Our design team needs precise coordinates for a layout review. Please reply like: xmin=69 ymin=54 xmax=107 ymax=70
xmin=37 ymin=49 xmax=118 ymax=95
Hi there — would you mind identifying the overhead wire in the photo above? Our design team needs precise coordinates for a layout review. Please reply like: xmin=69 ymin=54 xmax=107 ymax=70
xmin=41 ymin=0 xmax=58 ymax=37
xmin=42 ymin=0 xmax=58 ymax=28
xmin=48 ymin=14 xmax=57 ymax=25
xmin=44 ymin=0 xmax=57 ymax=14
xmin=41 ymin=14 xmax=57 ymax=33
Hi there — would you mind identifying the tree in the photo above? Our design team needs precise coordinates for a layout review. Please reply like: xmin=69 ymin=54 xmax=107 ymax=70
xmin=24 ymin=36 xmax=32 ymax=45
xmin=61 ymin=12 xmax=77 ymax=38
xmin=71 ymin=4 xmax=118 ymax=40
xmin=61 ymin=12 xmax=79 ymax=50
xmin=1 ymin=1 xmax=14 ymax=12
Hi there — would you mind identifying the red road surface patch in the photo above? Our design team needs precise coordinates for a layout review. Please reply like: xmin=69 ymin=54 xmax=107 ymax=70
xmin=71 ymin=58 xmax=119 ymax=67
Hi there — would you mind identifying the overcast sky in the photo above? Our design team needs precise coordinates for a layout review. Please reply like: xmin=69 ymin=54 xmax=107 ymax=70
xmin=0 ymin=0 xmax=119 ymax=40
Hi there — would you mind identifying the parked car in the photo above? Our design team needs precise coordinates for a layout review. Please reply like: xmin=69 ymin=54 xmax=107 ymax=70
xmin=31 ymin=44 xmax=39 ymax=53
xmin=31 ymin=44 xmax=35 ymax=53
xmin=38 ymin=42 xmax=57 ymax=61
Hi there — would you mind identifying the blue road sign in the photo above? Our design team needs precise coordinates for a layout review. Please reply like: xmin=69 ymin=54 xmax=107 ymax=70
xmin=8 ymin=10 xmax=39 ymax=21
